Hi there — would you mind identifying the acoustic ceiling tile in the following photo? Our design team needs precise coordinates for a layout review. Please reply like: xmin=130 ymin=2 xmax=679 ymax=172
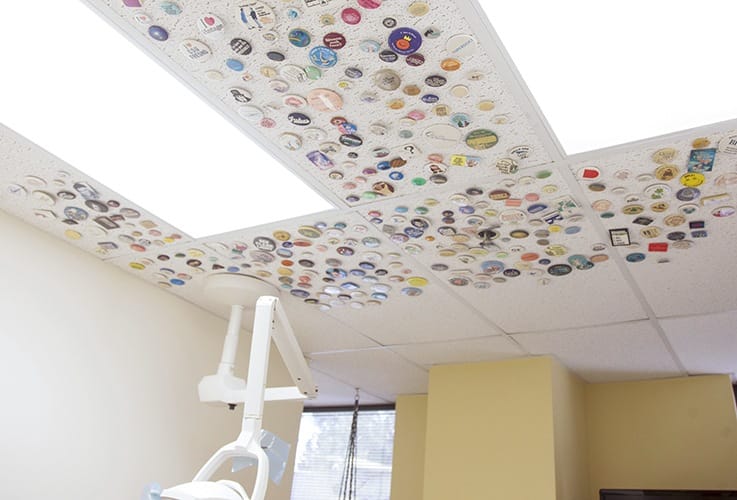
xmin=389 ymin=335 xmax=523 ymax=368
xmin=357 ymin=166 xmax=648 ymax=332
xmin=84 ymin=0 xmax=558 ymax=207
xmin=324 ymin=273 xmax=502 ymax=345
xmin=660 ymin=311 xmax=737 ymax=379
xmin=281 ymin=299 xmax=382 ymax=354
xmin=305 ymin=369 xmax=390 ymax=407
xmin=309 ymin=348 xmax=429 ymax=401
xmin=569 ymin=121 xmax=737 ymax=317
xmin=512 ymin=321 xmax=684 ymax=383
xmin=0 ymin=125 xmax=192 ymax=259
xmin=107 ymin=210 xmax=431 ymax=314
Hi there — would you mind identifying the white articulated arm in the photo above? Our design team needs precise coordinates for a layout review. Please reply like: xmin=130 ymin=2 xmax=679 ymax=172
xmin=159 ymin=293 xmax=317 ymax=500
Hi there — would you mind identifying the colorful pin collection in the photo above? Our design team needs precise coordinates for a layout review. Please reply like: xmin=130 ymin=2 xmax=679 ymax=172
xmin=0 ymin=130 xmax=186 ymax=259
xmin=572 ymin=131 xmax=737 ymax=264
xmin=5 ymin=1 xmax=737 ymax=317
xmin=115 ymin=0 xmax=549 ymax=205
xmin=363 ymin=168 xmax=610 ymax=288
xmin=121 ymin=215 xmax=430 ymax=309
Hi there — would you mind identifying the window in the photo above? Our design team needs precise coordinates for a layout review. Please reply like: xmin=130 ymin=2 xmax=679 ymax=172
xmin=291 ymin=408 xmax=395 ymax=500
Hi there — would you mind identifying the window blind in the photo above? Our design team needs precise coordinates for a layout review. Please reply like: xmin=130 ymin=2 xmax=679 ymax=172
xmin=291 ymin=409 xmax=395 ymax=500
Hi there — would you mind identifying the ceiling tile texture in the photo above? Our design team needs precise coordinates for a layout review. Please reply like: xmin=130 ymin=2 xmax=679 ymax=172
xmin=2 ymin=0 xmax=736 ymax=404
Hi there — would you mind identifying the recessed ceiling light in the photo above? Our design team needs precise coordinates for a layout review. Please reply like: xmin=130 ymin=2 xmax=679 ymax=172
xmin=0 ymin=1 xmax=333 ymax=238
xmin=478 ymin=1 xmax=737 ymax=154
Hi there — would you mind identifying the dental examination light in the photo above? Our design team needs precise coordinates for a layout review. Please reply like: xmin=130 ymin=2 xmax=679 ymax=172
xmin=143 ymin=273 xmax=318 ymax=500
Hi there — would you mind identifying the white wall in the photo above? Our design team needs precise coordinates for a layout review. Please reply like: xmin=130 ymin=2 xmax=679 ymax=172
xmin=0 ymin=210 xmax=302 ymax=500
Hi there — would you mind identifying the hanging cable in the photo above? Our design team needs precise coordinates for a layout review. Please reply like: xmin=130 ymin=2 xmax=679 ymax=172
xmin=338 ymin=388 xmax=360 ymax=500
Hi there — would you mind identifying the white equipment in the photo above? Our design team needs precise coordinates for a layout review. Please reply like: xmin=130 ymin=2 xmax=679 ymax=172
xmin=144 ymin=274 xmax=318 ymax=500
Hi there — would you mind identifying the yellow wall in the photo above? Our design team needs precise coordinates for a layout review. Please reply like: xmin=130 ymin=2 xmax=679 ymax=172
xmin=390 ymin=395 xmax=428 ymax=500
xmin=422 ymin=357 xmax=558 ymax=500
xmin=586 ymin=375 xmax=737 ymax=498
xmin=394 ymin=356 xmax=737 ymax=500
xmin=552 ymin=360 xmax=590 ymax=500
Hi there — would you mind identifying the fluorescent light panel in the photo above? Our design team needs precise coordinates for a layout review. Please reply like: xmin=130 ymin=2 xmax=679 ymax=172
xmin=0 ymin=1 xmax=332 ymax=238
xmin=482 ymin=0 xmax=737 ymax=154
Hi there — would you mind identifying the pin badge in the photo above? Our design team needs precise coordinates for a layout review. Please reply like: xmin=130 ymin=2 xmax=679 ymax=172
xmin=374 ymin=69 xmax=402 ymax=91
xmin=680 ymin=172 xmax=705 ymax=187
xmin=307 ymin=151 xmax=335 ymax=170
xmin=227 ymin=59 xmax=245 ymax=72
xmin=230 ymin=38 xmax=253 ymax=55
xmin=686 ymin=148 xmax=716 ymax=173
xmin=309 ymin=46 xmax=338 ymax=68
xmin=712 ymin=206 xmax=735 ymax=218
xmin=148 ymin=26 xmax=169 ymax=41
xmin=651 ymin=147 xmax=678 ymax=164
xmin=609 ymin=228 xmax=631 ymax=246
xmin=405 ymin=53 xmax=425 ymax=67
xmin=288 ymin=112 xmax=311 ymax=126
xmin=718 ymin=134 xmax=737 ymax=154
xmin=197 ymin=14 xmax=225 ymax=39
xmin=228 ymin=87 xmax=252 ymax=103
xmin=237 ymin=105 xmax=264 ymax=122
xmin=159 ymin=2 xmax=182 ymax=15
xmin=388 ymin=27 xmax=423 ymax=55
xmin=465 ymin=129 xmax=498 ymax=150
xmin=288 ymin=29 xmax=311 ymax=47
xmin=424 ymin=75 xmax=447 ymax=87
xmin=307 ymin=88 xmax=343 ymax=112
xmin=323 ymin=32 xmax=347 ymax=49
xmin=446 ymin=34 xmax=477 ymax=58
xmin=239 ymin=2 xmax=275 ymax=30
xmin=341 ymin=8 xmax=361 ymax=24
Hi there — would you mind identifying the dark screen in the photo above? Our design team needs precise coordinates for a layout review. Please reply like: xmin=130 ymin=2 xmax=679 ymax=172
xmin=601 ymin=490 xmax=737 ymax=500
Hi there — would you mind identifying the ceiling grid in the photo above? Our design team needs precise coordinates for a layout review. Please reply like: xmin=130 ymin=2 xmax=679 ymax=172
xmin=2 ymin=0 xmax=736 ymax=403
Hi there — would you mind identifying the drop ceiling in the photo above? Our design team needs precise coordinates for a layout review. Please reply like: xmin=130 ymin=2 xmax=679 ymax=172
xmin=2 ymin=0 xmax=736 ymax=406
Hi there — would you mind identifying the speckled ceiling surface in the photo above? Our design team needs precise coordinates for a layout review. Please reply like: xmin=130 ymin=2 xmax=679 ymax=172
xmin=2 ymin=0 xmax=736 ymax=405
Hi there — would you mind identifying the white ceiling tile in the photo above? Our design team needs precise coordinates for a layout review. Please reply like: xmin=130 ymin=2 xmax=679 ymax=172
xmin=513 ymin=321 xmax=683 ymax=383
xmin=4 ymin=0 xmax=737 ymax=409
xmin=282 ymin=300 xmax=382 ymax=354
xmin=356 ymin=167 xmax=647 ymax=333
xmin=0 ymin=125 xmax=192 ymax=259
xmin=661 ymin=312 xmax=737 ymax=379
xmin=569 ymin=124 xmax=737 ymax=318
xmin=620 ymin=232 xmax=737 ymax=317
xmin=326 ymin=278 xmax=500 ymax=344
xmin=456 ymin=258 xmax=647 ymax=332
xmin=82 ymin=0 xmax=556 ymax=205
xmin=305 ymin=369 xmax=390 ymax=408
xmin=389 ymin=336 xmax=524 ymax=368
xmin=309 ymin=349 xmax=428 ymax=402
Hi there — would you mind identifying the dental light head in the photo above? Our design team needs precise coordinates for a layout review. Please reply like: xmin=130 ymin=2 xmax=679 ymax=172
xmin=162 ymin=480 xmax=249 ymax=500
xmin=146 ymin=275 xmax=317 ymax=500
xmin=143 ymin=480 xmax=249 ymax=500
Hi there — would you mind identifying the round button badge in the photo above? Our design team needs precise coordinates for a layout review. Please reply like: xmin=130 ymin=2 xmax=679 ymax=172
xmin=288 ymin=29 xmax=311 ymax=47
xmin=197 ymin=14 xmax=225 ymax=39
xmin=680 ymin=172 xmax=705 ymax=187
xmin=374 ymin=69 xmax=402 ymax=91
xmin=465 ymin=129 xmax=498 ymax=150
xmin=148 ymin=26 xmax=169 ymax=41
xmin=309 ymin=46 xmax=338 ymax=68
xmin=446 ymin=34 xmax=477 ymax=58
xmin=341 ymin=8 xmax=361 ymax=25
xmin=388 ymin=27 xmax=423 ymax=55
xmin=323 ymin=32 xmax=347 ymax=49
xmin=230 ymin=38 xmax=253 ymax=55
xmin=307 ymin=88 xmax=343 ymax=112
